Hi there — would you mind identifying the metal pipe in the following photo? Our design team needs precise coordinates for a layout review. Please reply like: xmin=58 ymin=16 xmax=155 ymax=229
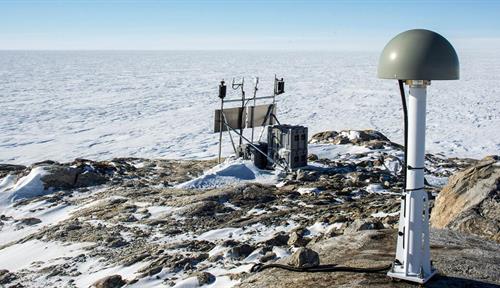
xmin=240 ymin=78 xmax=245 ymax=147
xmin=222 ymin=95 xmax=275 ymax=103
xmin=251 ymin=77 xmax=259 ymax=143
xmin=406 ymin=84 xmax=427 ymax=275
xmin=221 ymin=111 xmax=237 ymax=155
xmin=218 ymin=97 xmax=224 ymax=163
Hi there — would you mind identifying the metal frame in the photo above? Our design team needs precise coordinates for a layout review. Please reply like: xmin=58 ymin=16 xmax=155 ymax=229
xmin=217 ymin=76 xmax=284 ymax=167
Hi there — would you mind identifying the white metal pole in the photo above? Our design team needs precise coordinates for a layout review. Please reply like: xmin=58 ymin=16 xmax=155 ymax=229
xmin=406 ymin=84 xmax=427 ymax=275
xmin=388 ymin=81 xmax=435 ymax=283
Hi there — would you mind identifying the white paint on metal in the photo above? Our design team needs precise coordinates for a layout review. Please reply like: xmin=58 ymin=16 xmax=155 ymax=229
xmin=387 ymin=83 xmax=436 ymax=284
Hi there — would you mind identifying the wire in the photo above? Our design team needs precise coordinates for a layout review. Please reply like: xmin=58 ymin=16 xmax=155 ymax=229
xmin=398 ymin=80 xmax=408 ymax=193
xmin=251 ymin=263 xmax=392 ymax=273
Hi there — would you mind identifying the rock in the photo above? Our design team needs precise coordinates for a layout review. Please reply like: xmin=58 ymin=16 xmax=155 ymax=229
xmin=262 ymin=232 xmax=289 ymax=246
xmin=344 ymin=219 xmax=384 ymax=234
xmin=230 ymin=184 xmax=277 ymax=206
xmin=122 ymin=253 xmax=149 ymax=266
xmin=310 ymin=130 xmax=390 ymax=146
xmin=207 ymin=254 xmax=223 ymax=262
xmin=431 ymin=160 xmax=500 ymax=242
xmin=483 ymin=155 xmax=499 ymax=162
xmin=287 ymin=230 xmax=309 ymax=247
xmin=229 ymin=244 xmax=255 ymax=259
xmin=346 ymin=172 xmax=371 ymax=186
xmin=91 ymin=275 xmax=126 ymax=288
xmin=240 ymin=228 xmax=500 ymax=287
xmin=0 ymin=164 xmax=25 ymax=178
xmin=75 ymin=171 xmax=107 ymax=187
xmin=309 ymin=131 xmax=338 ymax=144
xmin=288 ymin=247 xmax=320 ymax=268
xmin=307 ymin=154 xmax=319 ymax=161
xmin=182 ymin=201 xmax=221 ymax=217
xmin=365 ymin=140 xmax=386 ymax=150
xmin=296 ymin=170 xmax=319 ymax=182
xmin=142 ymin=266 xmax=162 ymax=277
xmin=260 ymin=251 xmax=276 ymax=262
xmin=172 ymin=254 xmax=208 ymax=270
xmin=196 ymin=272 xmax=216 ymax=285
xmin=107 ymin=238 xmax=128 ymax=248
xmin=117 ymin=214 xmax=138 ymax=223
xmin=41 ymin=166 xmax=79 ymax=190
xmin=333 ymin=130 xmax=389 ymax=144
xmin=17 ymin=217 xmax=42 ymax=226
xmin=0 ymin=269 xmax=16 ymax=284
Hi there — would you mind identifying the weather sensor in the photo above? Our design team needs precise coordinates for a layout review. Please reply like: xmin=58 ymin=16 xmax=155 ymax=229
xmin=378 ymin=29 xmax=459 ymax=284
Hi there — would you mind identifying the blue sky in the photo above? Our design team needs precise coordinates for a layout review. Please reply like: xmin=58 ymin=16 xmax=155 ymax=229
xmin=1 ymin=0 xmax=499 ymax=50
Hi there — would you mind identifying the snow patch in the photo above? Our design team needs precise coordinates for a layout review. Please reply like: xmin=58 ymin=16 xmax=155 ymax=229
xmin=0 ymin=240 xmax=92 ymax=272
xmin=371 ymin=211 xmax=399 ymax=218
xmin=0 ymin=166 xmax=51 ymax=204
xmin=365 ymin=184 xmax=398 ymax=195
xmin=176 ymin=159 xmax=279 ymax=189
xmin=308 ymin=144 xmax=372 ymax=161
xmin=297 ymin=187 xmax=321 ymax=195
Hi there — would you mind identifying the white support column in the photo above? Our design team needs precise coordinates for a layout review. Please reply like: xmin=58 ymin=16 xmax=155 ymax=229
xmin=388 ymin=81 xmax=436 ymax=284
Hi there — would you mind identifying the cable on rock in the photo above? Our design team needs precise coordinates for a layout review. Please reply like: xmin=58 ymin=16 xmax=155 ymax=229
xmin=250 ymin=263 xmax=392 ymax=274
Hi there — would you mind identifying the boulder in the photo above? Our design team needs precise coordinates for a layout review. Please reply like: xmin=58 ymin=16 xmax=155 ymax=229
xmin=288 ymin=247 xmax=320 ymax=268
xmin=262 ymin=232 xmax=289 ymax=246
xmin=41 ymin=166 xmax=79 ymax=190
xmin=91 ymin=275 xmax=126 ymax=288
xmin=287 ymin=230 xmax=309 ymax=247
xmin=196 ymin=271 xmax=216 ymax=285
xmin=229 ymin=244 xmax=255 ymax=259
xmin=260 ymin=251 xmax=277 ymax=263
xmin=17 ymin=217 xmax=42 ymax=226
xmin=344 ymin=219 xmax=384 ymax=234
xmin=431 ymin=160 xmax=500 ymax=242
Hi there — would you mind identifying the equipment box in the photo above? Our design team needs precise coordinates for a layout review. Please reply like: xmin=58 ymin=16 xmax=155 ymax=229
xmin=268 ymin=125 xmax=308 ymax=169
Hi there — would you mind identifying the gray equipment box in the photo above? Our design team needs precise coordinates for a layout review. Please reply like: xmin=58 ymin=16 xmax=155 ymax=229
xmin=267 ymin=125 xmax=308 ymax=169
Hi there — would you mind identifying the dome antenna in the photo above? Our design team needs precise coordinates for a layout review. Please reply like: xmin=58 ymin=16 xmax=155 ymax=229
xmin=378 ymin=29 xmax=459 ymax=284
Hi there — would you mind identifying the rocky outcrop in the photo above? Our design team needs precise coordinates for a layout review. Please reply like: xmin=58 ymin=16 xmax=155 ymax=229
xmin=0 ymin=269 xmax=16 ymax=285
xmin=0 ymin=164 xmax=26 ymax=179
xmin=431 ymin=159 xmax=500 ymax=242
xmin=309 ymin=129 xmax=395 ymax=147
xmin=239 ymin=229 xmax=500 ymax=287
xmin=1 ymin=131 xmax=496 ymax=288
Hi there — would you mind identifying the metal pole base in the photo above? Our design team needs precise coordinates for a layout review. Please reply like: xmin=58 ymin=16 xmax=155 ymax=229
xmin=388 ymin=268 xmax=437 ymax=284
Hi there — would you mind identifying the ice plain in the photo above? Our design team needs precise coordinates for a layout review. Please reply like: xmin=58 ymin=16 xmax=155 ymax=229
xmin=0 ymin=50 xmax=498 ymax=165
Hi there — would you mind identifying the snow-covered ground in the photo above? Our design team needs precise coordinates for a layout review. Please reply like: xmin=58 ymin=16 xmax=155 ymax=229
xmin=0 ymin=50 xmax=499 ymax=165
